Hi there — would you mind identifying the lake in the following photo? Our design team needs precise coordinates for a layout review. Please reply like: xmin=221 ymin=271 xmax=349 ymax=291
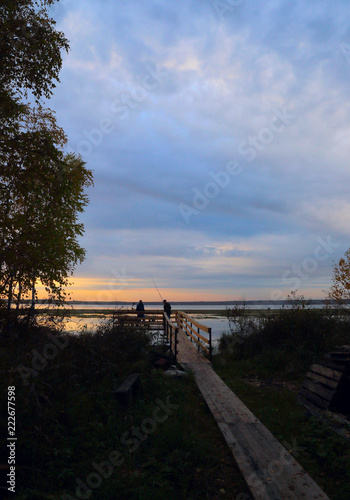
xmin=63 ymin=305 xmax=231 ymax=344
xmin=62 ymin=300 xmax=328 ymax=345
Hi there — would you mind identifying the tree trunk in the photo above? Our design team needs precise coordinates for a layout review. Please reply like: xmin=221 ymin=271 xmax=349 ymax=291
xmin=16 ymin=281 xmax=22 ymax=314
xmin=7 ymin=273 xmax=14 ymax=312
xmin=31 ymin=275 xmax=36 ymax=310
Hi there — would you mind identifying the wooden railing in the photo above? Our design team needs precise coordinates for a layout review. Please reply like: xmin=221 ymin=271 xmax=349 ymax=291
xmin=112 ymin=309 xmax=164 ymax=330
xmin=112 ymin=308 xmax=211 ymax=362
xmin=176 ymin=311 xmax=212 ymax=361
xmin=163 ymin=312 xmax=178 ymax=363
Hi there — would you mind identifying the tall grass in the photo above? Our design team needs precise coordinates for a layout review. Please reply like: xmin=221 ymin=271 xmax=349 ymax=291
xmin=219 ymin=299 xmax=350 ymax=380
xmin=214 ymin=299 xmax=350 ymax=500
xmin=0 ymin=315 xmax=248 ymax=499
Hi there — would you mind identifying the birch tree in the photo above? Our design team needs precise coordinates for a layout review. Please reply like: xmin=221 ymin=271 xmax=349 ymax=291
xmin=329 ymin=249 xmax=350 ymax=313
xmin=0 ymin=1 xmax=93 ymax=311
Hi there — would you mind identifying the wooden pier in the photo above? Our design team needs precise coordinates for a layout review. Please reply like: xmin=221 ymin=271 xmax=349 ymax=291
xmin=112 ymin=309 xmax=165 ymax=330
xmin=171 ymin=313 xmax=330 ymax=500
xmin=114 ymin=308 xmax=330 ymax=499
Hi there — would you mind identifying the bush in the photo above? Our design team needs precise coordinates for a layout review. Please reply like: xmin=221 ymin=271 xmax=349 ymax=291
xmin=219 ymin=296 xmax=350 ymax=379
xmin=0 ymin=318 xmax=155 ymax=496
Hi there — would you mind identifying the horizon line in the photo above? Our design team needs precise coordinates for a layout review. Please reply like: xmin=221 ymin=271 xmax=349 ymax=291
xmin=29 ymin=298 xmax=332 ymax=305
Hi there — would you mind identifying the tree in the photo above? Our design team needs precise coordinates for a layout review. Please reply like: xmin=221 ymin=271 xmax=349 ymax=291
xmin=0 ymin=0 xmax=69 ymax=153
xmin=0 ymin=0 xmax=69 ymax=99
xmin=329 ymin=248 xmax=350 ymax=312
xmin=0 ymin=1 xmax=93 ymax=311
xmin=0 ymin=106 xmax=93 ymax=309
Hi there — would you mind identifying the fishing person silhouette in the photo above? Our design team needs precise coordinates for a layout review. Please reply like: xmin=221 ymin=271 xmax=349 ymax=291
xmin=163 ymin=299 xmax=171 ymax=318
xmin=136 ymin=300 xmax=145 ymax=318
xmin=149 ymin=275 xmax=171 ymax=319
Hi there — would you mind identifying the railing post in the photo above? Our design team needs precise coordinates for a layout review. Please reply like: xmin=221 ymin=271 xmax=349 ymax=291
xmin=197 ymin=327 xmax=200 ymax=352
xmin=208 ymin=327 xmax=212 ymax=362
xmin=175 ymin=327 xmax=178 ymax=363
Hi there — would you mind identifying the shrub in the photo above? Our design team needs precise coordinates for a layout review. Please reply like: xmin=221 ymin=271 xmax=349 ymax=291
xmin=219 ymin=295 xmax=350 ymax=378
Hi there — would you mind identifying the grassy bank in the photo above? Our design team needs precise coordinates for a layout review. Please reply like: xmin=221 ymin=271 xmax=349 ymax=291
xmin=0 ymin=317 xmax=249 ymax=500
xmin=2 ymin=303 xmax=350 ymax=499
xmin=14 ymin=308 xmax=278 ymax=317
xmin=213 ymin=303 xmax=350 ymax=500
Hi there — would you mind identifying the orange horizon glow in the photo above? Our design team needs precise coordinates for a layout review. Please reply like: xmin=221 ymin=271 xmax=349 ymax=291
xmin=35 ymin=279 xmax=326 ymax=302
xmin=34 ymin=277 xmax=239 ymax=302
xmin=37 ymin=287 xmax=238 ymax=302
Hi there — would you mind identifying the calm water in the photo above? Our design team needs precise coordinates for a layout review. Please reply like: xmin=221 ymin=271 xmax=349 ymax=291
xmin=64 ymin=313 xmax=230 ymax=345
xmin=65 ymin=302 xmax=292 ymax=311
xmin=63 ymin=302 xmax=234 ymax=342
xmin=63 ymin=301 xmax=327 ymax=344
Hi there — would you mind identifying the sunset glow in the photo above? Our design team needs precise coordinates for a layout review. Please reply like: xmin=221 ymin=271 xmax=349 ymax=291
xmin=42 ymin=1 xmax=349 ymax=302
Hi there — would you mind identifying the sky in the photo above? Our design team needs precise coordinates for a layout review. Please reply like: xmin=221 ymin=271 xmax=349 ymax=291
xmin=41 ymin=0 xmax=350 ymax=302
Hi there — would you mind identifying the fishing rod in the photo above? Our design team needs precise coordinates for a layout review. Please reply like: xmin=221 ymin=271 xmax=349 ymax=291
xmin=150 ymin=275 xmax=163 ymax=302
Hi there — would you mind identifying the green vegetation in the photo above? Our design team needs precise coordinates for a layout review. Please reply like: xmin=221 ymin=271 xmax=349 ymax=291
xmin=2 ymin=298 xmax=350 ymax=499
xmin=214 ymin=299 xmax=350 ymax=500
xmin=329 ymin=246 xmax=350 ymax=312
xmin=0 ymin=317 xmax=249 ymax=499
xmin=0 ymin=0 xmax=93 ymax=312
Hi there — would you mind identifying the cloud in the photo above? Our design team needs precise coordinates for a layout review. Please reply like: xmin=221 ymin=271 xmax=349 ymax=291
xmin=298 ymin=200 xmax=350 ymax=237
xmin=45 ymin=0 xmax=350 ymax=300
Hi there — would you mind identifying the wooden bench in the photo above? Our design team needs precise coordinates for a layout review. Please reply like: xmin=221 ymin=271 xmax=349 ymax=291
xmin=115 ymin=374 xmax=141 ymax=407
xmin=298 ymin=346 xmax=350 ymax=415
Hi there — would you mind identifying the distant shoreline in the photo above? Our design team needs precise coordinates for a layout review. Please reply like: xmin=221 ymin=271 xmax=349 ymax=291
xmin=28 ymin=299 xmax=334 ymax=306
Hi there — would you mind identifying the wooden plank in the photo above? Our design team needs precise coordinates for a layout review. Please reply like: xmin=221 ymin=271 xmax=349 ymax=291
xmin=302 ymin=379 xmax=335 ymax=401
xmin=310 ymin=363 xmax=343 ymax=379
xmin=297 ymin=399 xmax=324 ymax=417
xmin=115 ymin=374 xmax=140 ymax=406
xmin=329 ymin=350 xmax=350 ymax=357
xmin=177 ymin=329 xmax=210 ymax=365
xmin=118 ymin=318 xmax=163 ymax=324
xmin=299 ymin=388 xmax=331 ymax=409
xmin=305 ymin=370 xmax=341 ymax=389
xmin=177 ymin=311 xmax=211 ymax=333
xmin=182 ymin=322 xmax=209 ymax=344
xmin=163 ymin=314 xmax=177 ymax=329
xmin=182 ymin=330 xmax=209 ymax=354
xmin=177 ymin=328 xmax=330 ymax=500
xmin=319 ymin=359 xmax=347 ymax=372
xmin=116 ymin=374 xmax=139 ymax=392
xmin=181 ymin=329 xmax=209 ymax=355
xmin=336 ymin=345 xmax=350 ymax=351
xmin=113 ymin=309 xmax=164 ymax=315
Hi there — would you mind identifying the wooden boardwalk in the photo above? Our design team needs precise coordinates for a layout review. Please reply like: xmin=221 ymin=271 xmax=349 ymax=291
xmin=177 ymin=328 xmax=330 ymax=500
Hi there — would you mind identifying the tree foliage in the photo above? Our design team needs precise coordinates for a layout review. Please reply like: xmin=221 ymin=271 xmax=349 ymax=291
xmin=329 ymin=248 xmax=350 ymax=311
xmin=0 ymin=1 xmax=93 ymax=310
xmin=0 ymin=0 xmax=69 ymax=99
